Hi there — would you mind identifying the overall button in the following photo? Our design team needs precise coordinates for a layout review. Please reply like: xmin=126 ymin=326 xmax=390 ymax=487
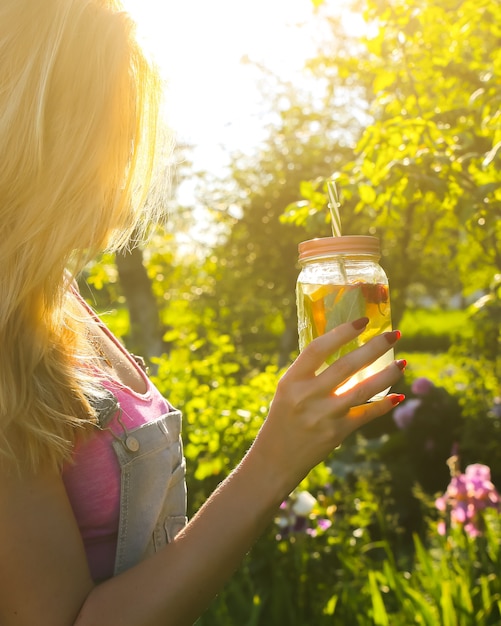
xmin=125 ymin=436 xmax=140 ymax=452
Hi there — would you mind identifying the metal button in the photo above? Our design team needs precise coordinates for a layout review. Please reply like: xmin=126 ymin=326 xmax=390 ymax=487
xmin=125 ymin=436 xmax=140 ymax=452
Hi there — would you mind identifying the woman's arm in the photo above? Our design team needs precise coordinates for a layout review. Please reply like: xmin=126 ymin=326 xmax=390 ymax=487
xmin=0 ymin=320 xmax=404 ymax=626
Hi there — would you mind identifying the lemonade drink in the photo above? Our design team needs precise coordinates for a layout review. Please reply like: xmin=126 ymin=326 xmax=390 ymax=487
xmin=296 ymin=236 xmax=393 ymax=400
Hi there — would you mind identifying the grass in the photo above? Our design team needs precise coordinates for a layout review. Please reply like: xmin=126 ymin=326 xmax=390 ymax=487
xmin=398 ymin=308 xmax=471 ymax=353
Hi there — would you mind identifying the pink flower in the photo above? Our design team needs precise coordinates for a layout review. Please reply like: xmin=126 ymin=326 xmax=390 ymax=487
xmin=411 ymin=377 xmax=435 ymax=396
xmin=465 ymin=463 xmax=492 ymax=483
xmin=393 ymin=398 xmax=421 ymax=429
xmin=317 ymin=518 xmax=332 ymax=531
xmin=435 ymin=495 xmax=447 ymax=512
xmin=306 ymin=519 xmax=332 ymax=537
xmin=436 ymin=463 xmax=500 ymax=537
xmin=464 ymin=522 xmax=482 ymax=538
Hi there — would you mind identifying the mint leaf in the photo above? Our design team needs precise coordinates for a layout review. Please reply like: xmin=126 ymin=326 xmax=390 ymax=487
xmin=323 ymin=287 xmax=365 ymax=364
xmin=324 ymin=287 xmax=365 ymax=333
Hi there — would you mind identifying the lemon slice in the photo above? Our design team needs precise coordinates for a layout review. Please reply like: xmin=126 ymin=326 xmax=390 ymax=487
xmin=303 ymin=284 xmax=335 ymax=302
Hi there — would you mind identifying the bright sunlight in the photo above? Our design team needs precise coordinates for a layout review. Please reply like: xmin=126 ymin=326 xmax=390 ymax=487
xmin=122 ymin=0 xmax=321 ymax=165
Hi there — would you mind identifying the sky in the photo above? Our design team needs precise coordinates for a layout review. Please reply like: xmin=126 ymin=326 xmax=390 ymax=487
xmin=122 ymin=0 xmax=325 ymax=171
xmin=120 ymin=0 xmax=360 ymax=245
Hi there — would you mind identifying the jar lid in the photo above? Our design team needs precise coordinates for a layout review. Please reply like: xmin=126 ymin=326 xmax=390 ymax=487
xmin=298 ymin=236 xmax=380 ymax=262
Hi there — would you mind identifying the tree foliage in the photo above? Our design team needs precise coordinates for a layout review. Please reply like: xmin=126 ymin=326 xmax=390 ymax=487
xmin=288 ymin=0 xmax=501 ymax=326
xmin=193 ymin=42 xmax=373 ymax=367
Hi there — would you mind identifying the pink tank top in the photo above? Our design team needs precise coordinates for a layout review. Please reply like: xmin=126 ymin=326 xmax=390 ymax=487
xmin=62 ymin=298 xmax=172 ymax=581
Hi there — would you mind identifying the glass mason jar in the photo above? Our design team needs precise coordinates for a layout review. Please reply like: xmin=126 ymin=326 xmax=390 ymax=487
xmin=296 ymin=236 xmax=393 ymax=400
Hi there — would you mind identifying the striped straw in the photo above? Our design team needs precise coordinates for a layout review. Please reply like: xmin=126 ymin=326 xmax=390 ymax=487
xmin=327 ymin=180 xmax=342 ymax=237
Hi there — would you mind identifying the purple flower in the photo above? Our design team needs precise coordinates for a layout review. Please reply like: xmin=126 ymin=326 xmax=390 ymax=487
xmin=411 ymin=377 xmax=435 ymax=396
xmin=435 ymin=463 xmax=500 ymax=537
xmin=393 ymin=398 xmax=422 ymax=429
xmin=466 ymin=463 xmax=492 ymax=483
xmin=306 ymin=519 xmax=332 ymax=537
xmin=275 ymin=491 xmax=333 ymax=540
xmin=317 ymin=518 xmax=332 ymax=531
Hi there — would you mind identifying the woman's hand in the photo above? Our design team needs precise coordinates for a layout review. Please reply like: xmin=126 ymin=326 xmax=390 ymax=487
xmin=252 ymin=317 xmax=406 ymax=493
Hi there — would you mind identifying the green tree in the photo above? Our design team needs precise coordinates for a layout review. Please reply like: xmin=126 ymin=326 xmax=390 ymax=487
xmin=295 ymin=0 xmax=501 ymax=325
xmin=194 ymin=52 xmax=371 ymax=368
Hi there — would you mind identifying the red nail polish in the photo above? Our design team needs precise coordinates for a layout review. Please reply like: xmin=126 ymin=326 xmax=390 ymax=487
xmin=385 ymin=330 xmax=402 ymax=344
xmin=390 ymin=394 xmax=405 ymax=406
xmin=395 ymin=359 xmax=407 ymax=371
xmin=352 ymin=317 xmax=369 ymax=330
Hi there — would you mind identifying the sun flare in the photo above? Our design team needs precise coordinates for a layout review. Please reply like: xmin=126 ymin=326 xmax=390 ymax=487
xmin=122 ymin=0 xmax=320 ymax=150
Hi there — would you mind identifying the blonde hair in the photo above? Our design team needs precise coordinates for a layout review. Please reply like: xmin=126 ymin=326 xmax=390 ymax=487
xmin=0 ymin=0 xmax=167 ymax=471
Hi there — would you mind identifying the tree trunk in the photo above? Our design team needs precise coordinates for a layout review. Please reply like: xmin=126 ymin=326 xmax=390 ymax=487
xmin=115 ymin=246 xmax=165 ymax=364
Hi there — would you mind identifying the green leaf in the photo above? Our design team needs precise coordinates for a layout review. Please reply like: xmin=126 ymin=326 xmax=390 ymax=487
xmin=324 ymin=286 xmax=365 ymax=332
xmin=373 ymin=70 xmax=396 ymax=93
xmin=322 ymin=595 xmax=338 ymax=616
xmin=369 ymin=571 xmax=389 ymax=626
xmin=440 ymin=581 xmax=456 ymax=626
xmin=403 ymin=585 xmax=440 ymax=625
xmin=359 ymin=184 xmax=377 ymax=205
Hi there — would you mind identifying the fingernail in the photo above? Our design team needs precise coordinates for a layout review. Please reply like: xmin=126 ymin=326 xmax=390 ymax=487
xmin=395 ymin=359 xmax=407 ymax=371
xmin=352 ymin=317 xmax=369 ymax=330
xmin=390 ymin=393 xmax=405 ymax=406
xmin=385 ymin=330 xmax=402 ymax=344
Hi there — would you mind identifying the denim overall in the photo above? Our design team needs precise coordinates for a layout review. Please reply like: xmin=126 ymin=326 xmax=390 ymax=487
xmin=93 ymin=388 xmax=188 ymax=575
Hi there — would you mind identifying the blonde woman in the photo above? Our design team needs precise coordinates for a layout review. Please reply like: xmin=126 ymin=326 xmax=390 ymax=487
xmin=0 ymin=1 xmax=406 ymax=624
